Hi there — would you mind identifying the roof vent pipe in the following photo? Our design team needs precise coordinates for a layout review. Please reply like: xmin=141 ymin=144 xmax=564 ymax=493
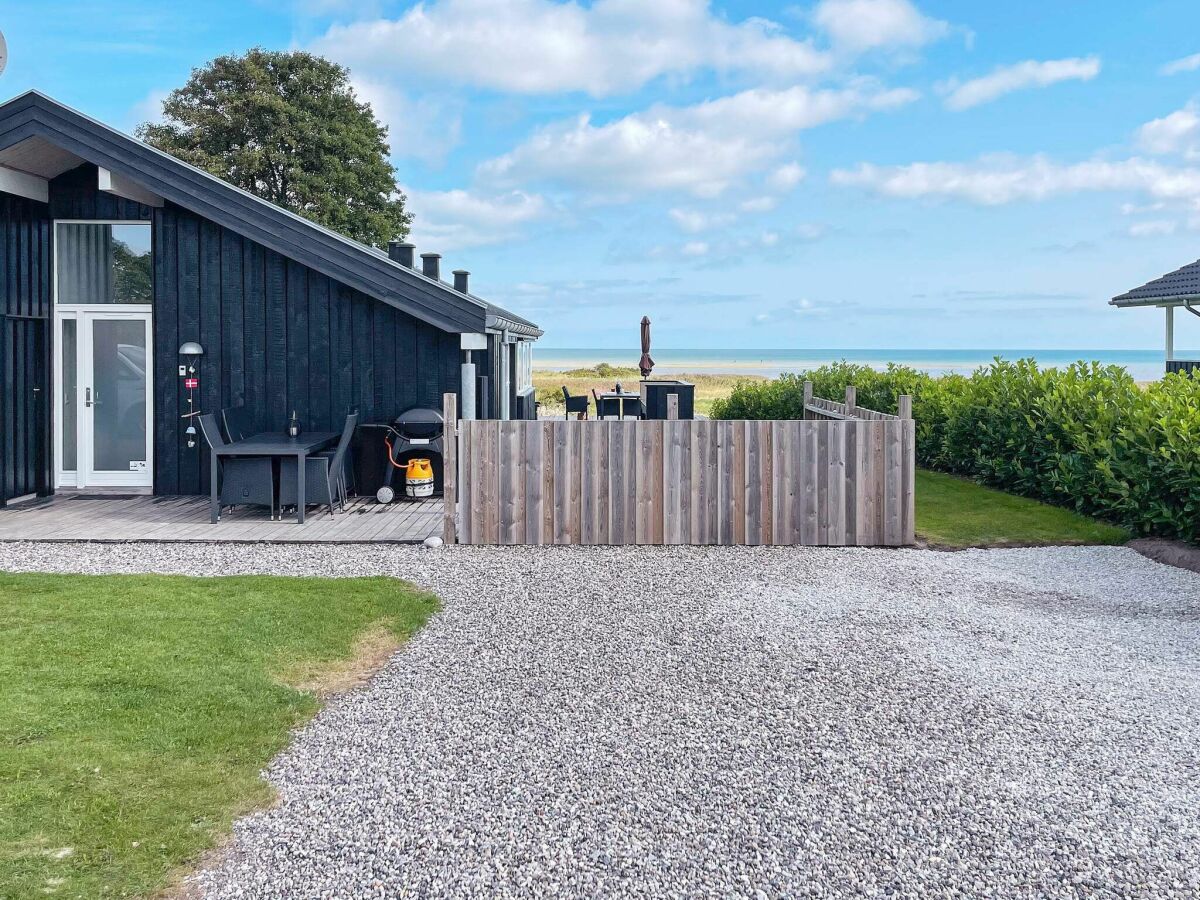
xmin=453 ymin=270 xmax=470 ymax=294
xmin=388 ymin=241 xmax=415 ymax=267
xmin=420 ymin=252 xmax=441 ymax=281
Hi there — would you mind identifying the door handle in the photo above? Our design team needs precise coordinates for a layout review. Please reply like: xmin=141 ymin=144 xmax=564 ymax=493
xmin=85 ymin=387 xmax=92 ymax=408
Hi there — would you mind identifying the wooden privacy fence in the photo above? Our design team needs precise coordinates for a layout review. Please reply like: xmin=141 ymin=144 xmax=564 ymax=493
xmin=442 ymin=386 xmax=915 ymax=547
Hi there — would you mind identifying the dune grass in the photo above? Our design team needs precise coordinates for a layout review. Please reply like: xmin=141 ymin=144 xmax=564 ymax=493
xmin=0 ymin=573 xmax=438 ymax=899
xmin=533 ymin=364 xmax=766 ymax=417
xmin=916 ymin=469 xmax=1130 ymax=548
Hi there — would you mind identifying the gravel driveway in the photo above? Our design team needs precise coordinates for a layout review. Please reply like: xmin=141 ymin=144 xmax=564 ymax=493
xmin=3 ymin=542 xmax=1198 ymax=898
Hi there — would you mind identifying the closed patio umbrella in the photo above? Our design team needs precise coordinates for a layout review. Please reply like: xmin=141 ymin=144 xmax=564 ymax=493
xmin=639 ymin=316 xmax=654 ymax=379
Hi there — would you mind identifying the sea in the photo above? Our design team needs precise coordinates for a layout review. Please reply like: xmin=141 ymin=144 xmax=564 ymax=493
xmin=534 ymin=348 xmax=1174 ymax=383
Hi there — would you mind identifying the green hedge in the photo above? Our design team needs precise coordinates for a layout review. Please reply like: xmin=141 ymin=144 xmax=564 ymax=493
xmin=711 ymin=359 xmax=1200 ymax=542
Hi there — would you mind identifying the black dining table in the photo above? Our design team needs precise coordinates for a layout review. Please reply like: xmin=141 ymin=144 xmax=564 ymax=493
xmin=210 ymin=431 xmax=339 ymax=524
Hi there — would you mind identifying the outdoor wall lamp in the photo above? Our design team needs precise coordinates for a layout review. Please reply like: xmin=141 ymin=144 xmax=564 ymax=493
xmin=179 ymin=342 xmax=205 ymax=448
xmin=179 ymin=341 xmax=205 ymax=374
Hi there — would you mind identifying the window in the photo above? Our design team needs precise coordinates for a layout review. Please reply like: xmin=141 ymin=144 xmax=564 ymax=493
xmin=56 ymin=223 xmax=152 ymax=305
xmin=516 ymin=341 xmax=533 ymax=392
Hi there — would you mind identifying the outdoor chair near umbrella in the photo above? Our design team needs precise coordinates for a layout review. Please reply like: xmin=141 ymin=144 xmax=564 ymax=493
xmin=197 ymin=413 xmax=276 ymax=520
xmin=561 ymin=386 xmax=589 ymax=420
xmin=278 ymin=411 xmax=358 ymax=517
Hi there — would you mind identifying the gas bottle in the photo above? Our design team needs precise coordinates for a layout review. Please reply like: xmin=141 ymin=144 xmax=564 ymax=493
xmin=405 ymin=458 xmax=434 ymax=499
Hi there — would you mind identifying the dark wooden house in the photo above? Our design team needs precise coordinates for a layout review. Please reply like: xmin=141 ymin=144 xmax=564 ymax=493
xmin=0 ymin=91 xmax=540 ymax=504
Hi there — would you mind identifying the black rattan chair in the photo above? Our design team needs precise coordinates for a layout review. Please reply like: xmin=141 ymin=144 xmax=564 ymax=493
xmin=221 ymin=405 xmax=254 ymax=442
xmin=198 ymin=413 xmax=276 ymax=519
xmin=562 ymin=387 xmax=588 ymax=420
xmin=592 ymin=388 xmax=619 ymax=420
xmin=279 ymin=412 xmax=358 ymax=517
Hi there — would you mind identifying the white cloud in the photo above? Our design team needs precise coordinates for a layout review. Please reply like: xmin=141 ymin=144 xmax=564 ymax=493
xmin=768 ymin=161 xmax=807 ymax=191
xmin=1161 ymin=53 xmax=1200 ymax=76
xmin=752 ymin=296 xmax=849 ymax=324
xmin=831 ymin=154 xmax=1200 ymax=205
xmin=405 ymin=187 xmax=552 ymax=250
xmin=1127 ymin=219 xmax=1177 ymax=237
xmin=480 ymin=83 xmax=916 ymax=198
xmin=739 ymin=196 xmax=779 ymax=213
xmin=812 ymin=0 xmax=949 ymax=51
xmin=314 ymin=0 xmax=829 ymax=98
xmin=940 ymin=57 xmax=1100 ymax=111
xmin=128 ymin=88 xmax=169 ymax=130
xmin=352 ymin=78 xmax=463 ymax=165
xmin=1137 ymin=103 xmax=1200 ymax=160
xmin=669 ymin=208 xmax=736 ymax=233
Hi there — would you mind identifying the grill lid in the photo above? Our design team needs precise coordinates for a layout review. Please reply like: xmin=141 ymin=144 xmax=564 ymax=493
xmin=393 ymin=406 xmax=444 ymax=438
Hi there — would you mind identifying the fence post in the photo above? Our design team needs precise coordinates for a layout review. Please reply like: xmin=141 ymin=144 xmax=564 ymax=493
xmin=442 ymin=392 xmax=457 ymax=544
xmin=803 ymin=381 xmax=813 ymax=419
xmin=898 ymin=394 xmax=912 ymax=420
xmin=667 ymin=394 xmax=679 ymax=421
xmin=844 ymin=385 xmax=856 ymax=414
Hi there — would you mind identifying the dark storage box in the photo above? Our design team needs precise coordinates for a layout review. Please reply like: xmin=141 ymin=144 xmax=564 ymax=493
xmin=639 ymin=380 xmax=695 ymax=420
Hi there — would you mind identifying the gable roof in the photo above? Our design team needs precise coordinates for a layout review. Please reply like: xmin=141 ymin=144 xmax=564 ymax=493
xmin=0 ymin=90 xmax=540 ymax=337
xmin=1111 ymin=257 xmax=1200 ymax=307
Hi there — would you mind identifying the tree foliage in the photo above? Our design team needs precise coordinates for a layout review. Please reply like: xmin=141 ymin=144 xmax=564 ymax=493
xmin=137 ymin=49 xmax=411 ymax=248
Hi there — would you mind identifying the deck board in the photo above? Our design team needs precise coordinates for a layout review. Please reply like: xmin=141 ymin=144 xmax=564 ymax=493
xmin=0 ymin=494 xmax=442 ymax=543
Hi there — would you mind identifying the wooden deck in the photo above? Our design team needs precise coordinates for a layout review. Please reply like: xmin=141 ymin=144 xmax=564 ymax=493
xmin=0 ymin=494 xmax=443 ymax=543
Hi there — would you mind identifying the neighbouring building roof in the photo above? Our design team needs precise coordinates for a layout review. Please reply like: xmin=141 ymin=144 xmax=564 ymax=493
xmin=1111 ymin=257 xmax=1200 ymax=307
xmin=0 ymin=90 xmax=541 ymax=338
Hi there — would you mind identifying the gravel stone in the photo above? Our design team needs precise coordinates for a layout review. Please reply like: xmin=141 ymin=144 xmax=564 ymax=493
xmin=1 ymin=541 xmax=1198 ymax=899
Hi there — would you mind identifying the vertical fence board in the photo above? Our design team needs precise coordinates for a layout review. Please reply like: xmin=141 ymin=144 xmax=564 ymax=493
xmin=443 ymin=394 xmax=457 ymax=544
xmin=652 ymin=422 xmax=665 ymax=544
xmin=801 ymin=422 xmax=818 ymax=545
xmin=597 ymin=422 xmax=611 ymax=545
xmin=609 ymin=422 xmax=625 ymax=544
xmin=731 ymin=420 xmax=747 ymax=545
xmin=884 ymin=415 xmax=903 ymax=546
xmin=770 ymin=421 xmax=786 ymax=545
xmin=635 ymin=422 xmax=653 ymax=544
xmin=845 ymin=421 xmax=858 ymax=546
xmin=552 ymin=422 xmax=568 ymax=544
xmin=760 ymin=421 xmax=773 ymax=546
xmin=525 ymin=420 xmax=544 ymax=545
xmin=567 ymin=422 xmax=582 ymax=543
xmin=902 ymin=418 xmax=916 ymax=545
xmin=581 ymin=423 xmax=597 ymax=545
xmin=664 ymin=419 xmax=682 ymax=544
xmin=541 ymin=423 xmax=555 ymax=544
xmin=745 ymin=422 xmax=761 ymax=545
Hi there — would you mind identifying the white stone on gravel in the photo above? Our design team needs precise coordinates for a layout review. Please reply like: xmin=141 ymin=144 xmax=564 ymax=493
xmin=1 ymin=541 xmax=1198 ymax=899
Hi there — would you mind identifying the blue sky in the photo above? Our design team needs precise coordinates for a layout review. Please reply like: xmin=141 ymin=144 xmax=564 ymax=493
xmin=4 ymin=0 xmax=1200 ymax=350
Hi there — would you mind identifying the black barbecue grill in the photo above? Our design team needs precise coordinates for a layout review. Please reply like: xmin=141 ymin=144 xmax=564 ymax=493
xmin=374 ymin=407 xmax=445 ymax=503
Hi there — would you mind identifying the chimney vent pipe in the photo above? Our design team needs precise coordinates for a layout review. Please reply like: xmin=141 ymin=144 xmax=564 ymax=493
xmin=453 ymin=270 xmax=470 ymax=294
xmin=420 ymin=252 xmax=442 ymax=280
xmin=388 ymin=241 xmax=415 ymax=268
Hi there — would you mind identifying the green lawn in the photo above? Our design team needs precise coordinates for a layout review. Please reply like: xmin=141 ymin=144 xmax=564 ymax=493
xmin=916 ymin=469 xmax=1130 ymax=548
xmin=0 ymin=573 xmax=439 ymax=899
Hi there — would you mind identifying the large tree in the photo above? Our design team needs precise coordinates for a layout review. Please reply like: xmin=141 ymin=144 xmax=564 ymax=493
xmin=138 ymin=49 xmax=411 ymax=248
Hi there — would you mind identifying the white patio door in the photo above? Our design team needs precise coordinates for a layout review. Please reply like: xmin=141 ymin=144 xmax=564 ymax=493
xmin=55 ymin=310 xmax=153 ymax=488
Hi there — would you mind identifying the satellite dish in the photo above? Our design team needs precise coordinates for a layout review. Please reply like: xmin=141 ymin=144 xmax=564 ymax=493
xmin=0 ymin=32 xmax=7 ymax=77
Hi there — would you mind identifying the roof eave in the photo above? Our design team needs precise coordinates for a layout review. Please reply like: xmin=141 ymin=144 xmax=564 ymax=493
xmin=1110 ymin=293 xmax=1200 ymax=308
xmin=486 ymin=314 xmax=544 ymax=338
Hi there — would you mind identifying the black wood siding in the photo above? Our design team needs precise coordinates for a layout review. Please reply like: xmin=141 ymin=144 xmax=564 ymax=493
xmin=46 ymin=165 xmax=462 ymax=497
xmin=0 ymin=193 xmax=52 ymax=502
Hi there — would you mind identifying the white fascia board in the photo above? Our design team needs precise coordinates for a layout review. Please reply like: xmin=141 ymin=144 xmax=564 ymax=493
xmin=97 ymin=167 xmax=164 ymax=208
xmin=0 ymin=165 xmax=48 ymax=202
